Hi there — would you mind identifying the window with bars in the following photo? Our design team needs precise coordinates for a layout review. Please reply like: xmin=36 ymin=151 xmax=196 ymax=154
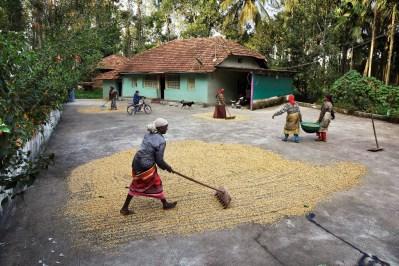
xmin=144 ymin=75 xmax=158 ymax=88
xmin=166 ymin=75 xmax=180 ymax=89
xmin=187 ymin=77 xmax=195 ymax=91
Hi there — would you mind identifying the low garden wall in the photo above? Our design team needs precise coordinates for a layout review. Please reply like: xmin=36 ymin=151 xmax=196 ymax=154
xmin=0 ymin=110 xmax=61 ymax=224
xmin=298 ymin=102 xmax=399 ymax=124
xmin=251 ymin=96 xmax=287 ymax=110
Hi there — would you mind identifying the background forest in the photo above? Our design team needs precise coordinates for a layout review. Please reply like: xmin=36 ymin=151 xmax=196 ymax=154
xmin=1 ymin=0 xmax=399 ymax=176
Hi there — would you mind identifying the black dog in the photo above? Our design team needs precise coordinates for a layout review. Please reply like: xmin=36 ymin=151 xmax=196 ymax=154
xmin=180 ymin=100 xmax=194 ymax=109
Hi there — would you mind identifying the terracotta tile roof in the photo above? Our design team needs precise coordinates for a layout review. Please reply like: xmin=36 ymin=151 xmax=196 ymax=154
xmin=120 ymin=37 xmax=266 ymax=74
xmin=94 ymin=70 xmax=120 ymax=80
xmin=97 ymin=55 xmax=129 ymax=70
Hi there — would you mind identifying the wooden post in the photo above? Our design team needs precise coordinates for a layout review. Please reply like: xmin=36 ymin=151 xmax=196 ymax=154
xmin=250 ymin=72 xmax=254 ymax=111
xmin=367 ymin=81 xmax=383 ymax=152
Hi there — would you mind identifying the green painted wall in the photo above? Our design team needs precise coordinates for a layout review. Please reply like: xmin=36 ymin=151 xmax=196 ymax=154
xmin=253 ymin=74 xmax=293 ymax=100
xmin=164 ymin=74 xmax=208 ymax=102
xmin=122 ymin=74 xmax=160 ymax=98
xmin=120 ymin=71 xmax=289 ymax=104
xmin=102 ymin=80 xmax=118 ymax=99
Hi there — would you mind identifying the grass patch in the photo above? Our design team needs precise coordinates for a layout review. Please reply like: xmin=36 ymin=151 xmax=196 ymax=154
xmin=75 ymin=88 xmax=103 ymax=99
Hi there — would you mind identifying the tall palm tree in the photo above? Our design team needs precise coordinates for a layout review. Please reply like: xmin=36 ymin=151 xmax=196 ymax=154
xmin=385 ymin=2 xmax=397 ymax=84
xmin=335 ymin=0 xmax=368 ymax=72
xmin=360 ymin=0 xmax=388 ymax=77
xmin=221 ymin=0 xmax=267 ymax=31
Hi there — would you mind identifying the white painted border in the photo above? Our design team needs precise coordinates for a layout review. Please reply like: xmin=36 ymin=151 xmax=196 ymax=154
xmin=0 ymin=109 xmax=61 ymax=216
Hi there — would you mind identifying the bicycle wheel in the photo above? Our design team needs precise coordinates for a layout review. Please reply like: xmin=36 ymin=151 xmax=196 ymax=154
xmin=144 ymin=105 xmax=152 ymax=114
xmin=127 ymin=105 xmax=134 ymax=115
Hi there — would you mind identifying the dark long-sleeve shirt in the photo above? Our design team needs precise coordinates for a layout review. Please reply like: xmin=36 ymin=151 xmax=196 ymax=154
xmin=132 ymin=132 xmax=171 ymax=173
xmin=133 ymin=93 xmax=140 ymax=105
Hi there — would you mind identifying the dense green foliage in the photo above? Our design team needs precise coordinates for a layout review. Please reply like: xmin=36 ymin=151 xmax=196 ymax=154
xmin=75 ymin=88 xmax=103 ymax=99
xmin=0 ymin=29 xmax=103 ymax=178
xmin=331 ymin=70 xmax=399 ymax=116
xmin=247 ymin=0 xmax=398 ymax=102
xmin=0 ymin=0 xmax=120 ymax=181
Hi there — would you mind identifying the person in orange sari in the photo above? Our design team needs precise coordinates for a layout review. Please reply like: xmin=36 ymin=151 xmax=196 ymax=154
xmin=213 ymin=88 xmax=226 ymax=119
xmin=120 ymin=118 xmax=177 ymax=215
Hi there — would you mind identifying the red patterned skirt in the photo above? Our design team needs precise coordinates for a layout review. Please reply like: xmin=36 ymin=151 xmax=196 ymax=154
xmin=213 ymin=105 xmax=226 ymax=119
xmin=128 ymin=165 xmax=165 ymax=199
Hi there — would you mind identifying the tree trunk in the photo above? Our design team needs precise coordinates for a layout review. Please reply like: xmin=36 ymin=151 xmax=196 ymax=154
xmin=166 ymin=17 xmax=171 ymax=41
xmin=367 ymin=6 xmax=378 ymax=77
xmin=363 ymin=57 xmax=369 ymax=76
xmin=124 ymin=26 xmax=132 ymax=57
xmin=124 ymin=0 xmax=133 ymax=56
xmin=385 ymin=3 xmax=397 ymax=85
xmin=341 ymin=45 xmax=348 ymax=73
xmin=135 ymin=0 xmax=144 ymax=52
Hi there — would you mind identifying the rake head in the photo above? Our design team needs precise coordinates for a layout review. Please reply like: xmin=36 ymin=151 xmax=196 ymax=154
xmin=367 ymin=147 xmax=384 ymax=152
xmin=214 ymin=187 xmax=232 ymax=208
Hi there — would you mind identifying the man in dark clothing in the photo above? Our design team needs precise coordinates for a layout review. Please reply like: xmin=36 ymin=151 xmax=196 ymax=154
xmin=120 ymin=118 xmax=177 ymax=215
xmin=109 ymin=86 xmax=118 ymax=110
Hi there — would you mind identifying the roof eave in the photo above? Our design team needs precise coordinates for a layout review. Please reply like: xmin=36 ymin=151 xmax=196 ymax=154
xmin=119 ymin=70 xmax=213 ymax=75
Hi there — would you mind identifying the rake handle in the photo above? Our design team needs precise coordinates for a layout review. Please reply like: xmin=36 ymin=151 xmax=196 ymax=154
xmin=225 ymin=106 xmax=232 ymax=117
xmin=173 ymin=171 xmax=224 ymax=193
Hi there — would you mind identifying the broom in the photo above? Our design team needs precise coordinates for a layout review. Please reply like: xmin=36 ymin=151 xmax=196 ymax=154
xmin=225 ymin=106 xmax=236 ymax=120
xmin=101 ymin=100 xmax=110 ymax=108
xmin=173 ymin=170 xmax=232 ymax=208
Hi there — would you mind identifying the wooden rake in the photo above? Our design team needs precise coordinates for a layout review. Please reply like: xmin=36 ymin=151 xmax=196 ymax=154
xmin=225 ymin=106 xmax=236 ymax=120
xmin=173 ymin=170 xmax=232 ymax=209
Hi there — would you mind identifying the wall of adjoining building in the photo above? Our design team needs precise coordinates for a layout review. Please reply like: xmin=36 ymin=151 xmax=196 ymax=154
xmin=252 ymin=74 xmax=293 ymax=100
xmin=164 ymin=73 xmax=208 ymax=103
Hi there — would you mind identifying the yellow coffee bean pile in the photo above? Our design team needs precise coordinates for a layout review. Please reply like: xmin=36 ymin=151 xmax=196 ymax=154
xmin=64 ymin=140 xmax=366 ymax=249
xmin=77 ymin=103 xmax=128 ymax=114
xmin=192 ymin=112 xmax=249 ymax=121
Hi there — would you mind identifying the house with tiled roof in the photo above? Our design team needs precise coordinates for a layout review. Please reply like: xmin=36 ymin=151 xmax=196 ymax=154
xmin=93 ymin=55 xmax=129 ymax=96
xmin=99 ymin=37 xmax=294 ymax=107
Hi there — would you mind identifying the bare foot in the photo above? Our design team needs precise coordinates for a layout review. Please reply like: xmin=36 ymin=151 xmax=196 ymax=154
xmin=120 ymin=209 xmax=134 ymax=215
xmin=163 ymin=201 xmax=177 ymax=210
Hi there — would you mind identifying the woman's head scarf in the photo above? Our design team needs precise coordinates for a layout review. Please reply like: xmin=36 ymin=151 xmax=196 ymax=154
xmin=288 ymin=95 xmax=295 ymax=106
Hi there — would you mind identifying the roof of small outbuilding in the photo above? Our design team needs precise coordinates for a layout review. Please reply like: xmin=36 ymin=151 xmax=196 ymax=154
xmin=94 ymin=70 xmax=120 ymax=80
xmin=96 ymin=55 xmax=129 ymax=70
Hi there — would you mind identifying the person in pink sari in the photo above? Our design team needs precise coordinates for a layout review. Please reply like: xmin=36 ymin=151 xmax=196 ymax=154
xmin=213 ymin=88 xmax=226 ymax=119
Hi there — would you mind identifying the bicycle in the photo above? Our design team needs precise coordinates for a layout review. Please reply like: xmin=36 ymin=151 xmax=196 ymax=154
xmin=127 ymin=97 xmax=152 ymax=115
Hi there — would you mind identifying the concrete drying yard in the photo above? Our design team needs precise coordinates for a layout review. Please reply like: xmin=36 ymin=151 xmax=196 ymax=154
xmin=0 ymin=99 xmax=398 ymax=266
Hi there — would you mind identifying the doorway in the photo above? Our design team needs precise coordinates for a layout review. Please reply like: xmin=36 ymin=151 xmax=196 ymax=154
xmin=160 ymin=75 xmax=165 ymax=99
xmin=117 ymin=80 xmax=122 ymax=97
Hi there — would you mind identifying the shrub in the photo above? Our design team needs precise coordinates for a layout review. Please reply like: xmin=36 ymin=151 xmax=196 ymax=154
xmin=0 ymin=29 xmax=102 ymax=183
xmin=330 ymin=70 xmax=399 ymax=116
